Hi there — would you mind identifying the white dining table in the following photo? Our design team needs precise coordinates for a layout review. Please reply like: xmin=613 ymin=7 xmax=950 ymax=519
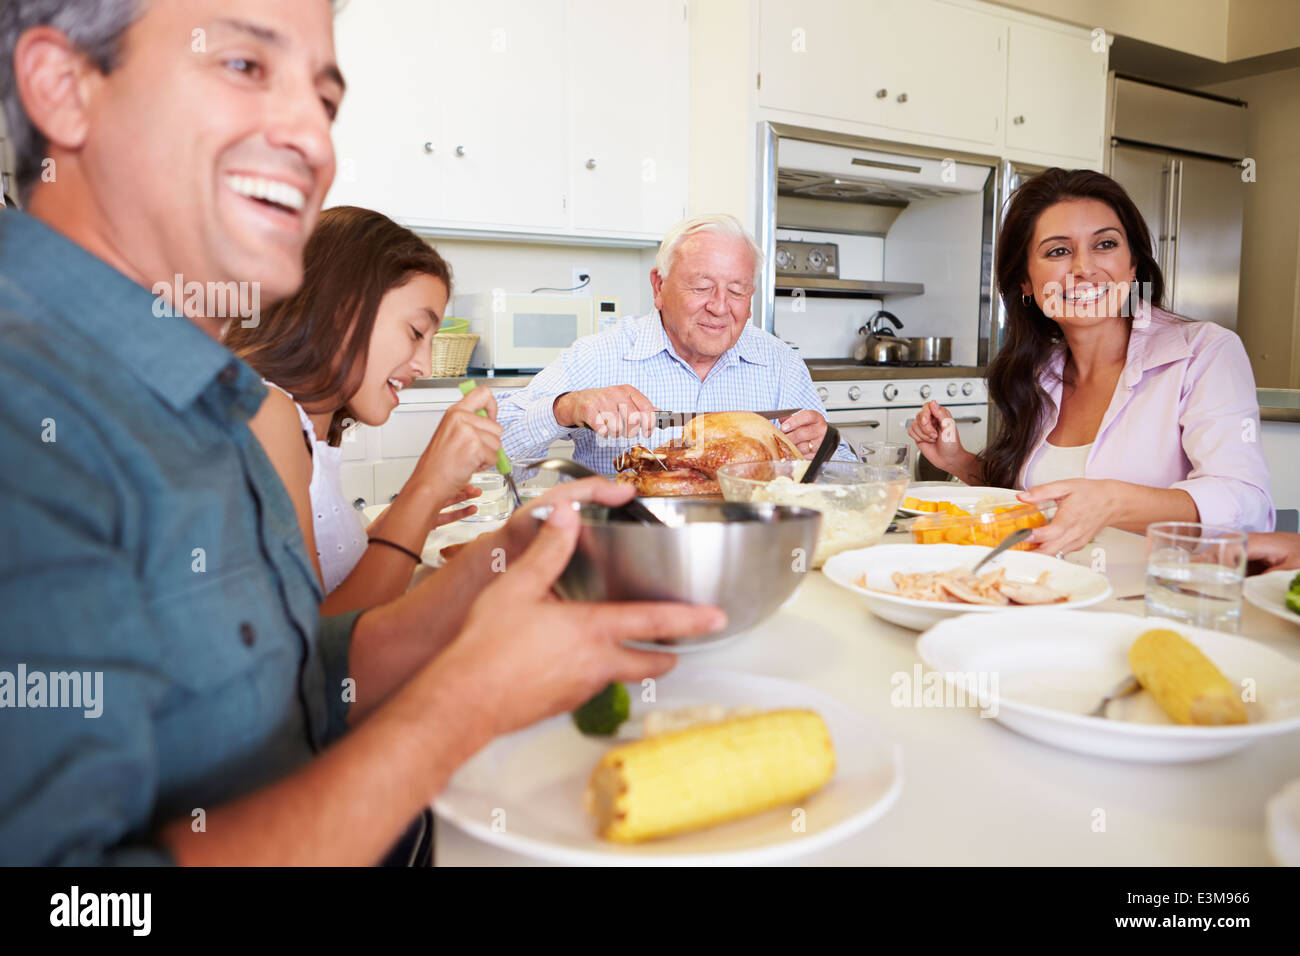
xmin=420 ymin=521 xmax=1300 ymax=866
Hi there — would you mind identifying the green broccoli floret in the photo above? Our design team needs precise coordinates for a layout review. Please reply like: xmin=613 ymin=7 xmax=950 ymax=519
xmin=1287 ymin=589 xmax=1300 ymax=616
xmin=1290 ymin=571 xmax=1300 ymax=592
xmin=572 ymin=682 xmax=630 ymax=736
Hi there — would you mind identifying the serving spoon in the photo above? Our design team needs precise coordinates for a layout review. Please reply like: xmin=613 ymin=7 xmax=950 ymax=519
xmin=520 ymin=458 xmax=665 ymax=526
xmin=970 ymin=527 xmax=1035 ymax=575
xmin=799 ymin=425 xmax=841 ymax=484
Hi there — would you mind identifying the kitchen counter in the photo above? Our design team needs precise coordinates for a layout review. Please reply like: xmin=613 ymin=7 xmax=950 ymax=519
xmin=407 ymin=374 xmax=1299 ymax=423
xmin=408 ymin=366 xmax=989 ymax=391
xmin=1260 ymin=388 xmax=1300 ymax=424
xmin=422 ymin=522 xmax=1300 ymax=866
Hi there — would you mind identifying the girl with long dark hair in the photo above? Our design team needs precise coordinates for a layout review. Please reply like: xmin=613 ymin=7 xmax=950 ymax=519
xmin=909 ymin=168 xmax=1273 ymax=556
xmin=226 ymin=206 xmax=502 ymax=612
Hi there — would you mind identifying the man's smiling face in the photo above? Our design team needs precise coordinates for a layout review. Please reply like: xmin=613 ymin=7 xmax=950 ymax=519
xmin=78 ymin=0 xmax=341 ymax=304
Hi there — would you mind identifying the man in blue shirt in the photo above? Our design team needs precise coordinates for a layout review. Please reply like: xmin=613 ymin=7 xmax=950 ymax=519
xmin=0 ymin=0 xmax=722 ymax=865
xmin=499 ymin=214 xmax=854 ymax=474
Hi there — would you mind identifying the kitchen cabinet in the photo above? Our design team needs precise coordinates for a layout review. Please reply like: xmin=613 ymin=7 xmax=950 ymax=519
xmin=758 ymin=0 xmax=1003 ymax=147
xmin=436 ymin=0 xmax=569 ymax=229
xmin=1004 ymin=20 xmax=1108 ymax=164
xmin=567 ymin=0 xmax=689 ymax=237
xmin=325 ymin=0 xmax=688 ymax=241
xmin=328 ymin=0 xmax=442 ymax=223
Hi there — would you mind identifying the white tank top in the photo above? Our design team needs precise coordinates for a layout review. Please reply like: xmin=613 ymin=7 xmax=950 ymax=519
xmin=1028 ymin=441 xmax=1093 ymax=488
xmin=263 ymin=381 xmax=368 ymax=594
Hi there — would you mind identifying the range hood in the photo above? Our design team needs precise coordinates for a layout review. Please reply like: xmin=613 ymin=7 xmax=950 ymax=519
xmin=777 ymin=168 xmax=967 ymax=204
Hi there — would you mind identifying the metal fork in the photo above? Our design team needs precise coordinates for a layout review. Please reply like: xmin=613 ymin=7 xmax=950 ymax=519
xmin=1088 ymin=674 xmax=1141 ymax=718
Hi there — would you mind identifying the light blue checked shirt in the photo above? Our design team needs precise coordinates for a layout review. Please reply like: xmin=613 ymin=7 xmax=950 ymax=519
xmin=498 ymin=310 xmax=855 ymax=475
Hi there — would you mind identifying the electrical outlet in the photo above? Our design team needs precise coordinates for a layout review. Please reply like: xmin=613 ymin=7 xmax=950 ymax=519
xmin=572 ymin=267 xmax=591 ymax=292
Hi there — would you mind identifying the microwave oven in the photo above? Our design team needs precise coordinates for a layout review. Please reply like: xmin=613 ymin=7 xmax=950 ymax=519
xmin=460 ymin=292 xmax=597 ymax=371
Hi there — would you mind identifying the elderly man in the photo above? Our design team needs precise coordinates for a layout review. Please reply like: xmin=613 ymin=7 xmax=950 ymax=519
xmin=499 ymin=214 xmax=853 ymax=472
xmin=0 ymin=0 xmax=721 ymax=865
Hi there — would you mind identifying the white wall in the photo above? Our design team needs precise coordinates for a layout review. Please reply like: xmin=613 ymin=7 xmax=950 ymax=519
xmin=983 ymin=0 xmax=1232 ymax=60
xmin=434 ymin=238 xmax=658 ymax=321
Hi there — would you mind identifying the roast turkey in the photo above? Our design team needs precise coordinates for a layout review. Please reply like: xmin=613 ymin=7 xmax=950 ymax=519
xmin=613 ymin=411 xmax=804 ymax=496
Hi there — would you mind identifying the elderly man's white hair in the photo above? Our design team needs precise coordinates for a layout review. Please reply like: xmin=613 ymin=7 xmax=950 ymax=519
xmin=654 ymin=214 xmax=765 ymax=285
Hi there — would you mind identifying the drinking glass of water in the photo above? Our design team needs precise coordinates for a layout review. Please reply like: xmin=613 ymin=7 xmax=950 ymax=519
xmin=1144 ymin=522 xmax=1247 ymax=632
xmin=460 ymin=470 xmax=509 ymax=522
xmin=859 ymin=441 xmax=912 ymax=473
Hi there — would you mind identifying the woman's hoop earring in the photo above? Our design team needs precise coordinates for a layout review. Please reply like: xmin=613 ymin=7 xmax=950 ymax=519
xmin=1021 ymin=293 xmax=1033 ymax=306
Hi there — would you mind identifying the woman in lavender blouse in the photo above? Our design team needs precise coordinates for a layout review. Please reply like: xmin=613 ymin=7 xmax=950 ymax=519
xmin=910 ymin=168 xmax=1274 ymax=557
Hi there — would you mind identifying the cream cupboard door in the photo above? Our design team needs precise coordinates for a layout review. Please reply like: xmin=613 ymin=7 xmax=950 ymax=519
xmin=436 ymin=0 xmax=570 ymax=229
xmin=327 ymin=0 xmax=443 ymax=222
xmin=567 ymin=0 xmax=689 ymax=238
xmin=1005 ymin=21 xmax=1108 ymax=163
xmin=881 ymin=0 xmax=1004 ymax=146
xmin=757 ymin=0 xmax=896 ymax=129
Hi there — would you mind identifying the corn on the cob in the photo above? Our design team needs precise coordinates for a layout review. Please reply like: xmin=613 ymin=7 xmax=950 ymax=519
xmin=584 ymin=709 xmax=835 ymax=843
xmin=1128 ymin=628 xmax=1247 ymax=726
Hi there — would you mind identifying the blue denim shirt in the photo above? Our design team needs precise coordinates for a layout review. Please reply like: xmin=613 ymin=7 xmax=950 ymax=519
xmin=0 ymin=212 xmax=360 ymax=864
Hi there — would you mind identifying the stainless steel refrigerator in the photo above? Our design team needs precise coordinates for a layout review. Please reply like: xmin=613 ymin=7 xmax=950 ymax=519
xmin=1106 ymin=73 xmax=1249 ymax=329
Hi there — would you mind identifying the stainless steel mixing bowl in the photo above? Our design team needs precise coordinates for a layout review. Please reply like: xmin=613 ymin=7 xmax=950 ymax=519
xmin=534 ymin=499 xmax=822 ymax=651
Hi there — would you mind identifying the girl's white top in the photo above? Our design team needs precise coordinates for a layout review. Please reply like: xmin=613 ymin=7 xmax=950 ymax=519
xmin=264 ymin=381 xmax=367 ymax=594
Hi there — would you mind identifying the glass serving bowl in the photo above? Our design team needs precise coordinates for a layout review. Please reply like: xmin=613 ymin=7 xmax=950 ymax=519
xmin=908 ymin=502 xmax=1050 ymax=548
xmin=716 ymin=460 xmax=909 ymax=568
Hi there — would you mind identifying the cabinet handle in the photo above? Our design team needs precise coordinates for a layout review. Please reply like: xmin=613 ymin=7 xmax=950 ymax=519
xmin=423 ymin=142 xmax=434 ymax=154
xmin=834 ymin=419 xmax=882 ymax=429
xmin=875 ymin=88 xmax=888 ymax=98
xmin=352 ymin=497 xmax=368 ymax=511
xmin=951 ymin=416 xmax=983 ymax=424
xmin=455 ymin=145 xmax=466 ymax=157
xmin=896 ymin=92 xmax=908 ymax=103
xmin=585 ymin=158 xmax=597 ymax=170
xmin=1012 ymin=115 xmax=1025 ymax=125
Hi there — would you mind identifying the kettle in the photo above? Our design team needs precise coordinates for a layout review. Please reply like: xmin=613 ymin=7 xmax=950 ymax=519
xmin=853 ymin=310 xmax=909 ymax=364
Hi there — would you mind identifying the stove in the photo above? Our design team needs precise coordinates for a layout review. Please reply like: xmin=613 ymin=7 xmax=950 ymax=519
xmin=813 ymin=374 xmax=988 ymax=476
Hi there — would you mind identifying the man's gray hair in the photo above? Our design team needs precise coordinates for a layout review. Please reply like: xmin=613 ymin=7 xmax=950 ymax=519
xmin=1 ymin=0 xmax=142 ymax=203
xmin=654 ymin=213 xmax=764 ymax=286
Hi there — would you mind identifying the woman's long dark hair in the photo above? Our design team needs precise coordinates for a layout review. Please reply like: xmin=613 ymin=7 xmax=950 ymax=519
xmin=225 ymin=206 xmax=452 ymax=445
xmin=978 ymin=168 xmax=1164 ymax=488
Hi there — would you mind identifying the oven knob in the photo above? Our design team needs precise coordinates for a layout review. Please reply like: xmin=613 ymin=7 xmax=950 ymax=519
xmin=775 ymin=247 xmax=791 ymax=270
xmin=962 ymin=382 xmax=974 ymax=396
xmin=883 ymin=384 xmax=899 ymax=401
xmin=919 ymin=385 xmax=932 ymax=399
xmin=817 ymin=386 xmax=829 ymax=402
xmin=847 ymin=386 xmax=861 ymax=402
xmin=807 ymin=249 xmax=826 ymax=271
xmin=946 ymin=383 xmax=958 ymax=397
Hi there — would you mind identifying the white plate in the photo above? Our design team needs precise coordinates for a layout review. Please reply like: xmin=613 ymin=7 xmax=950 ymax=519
xmin=823 ymin=543 xmax=1112 ymax=630
xmin=1243 ymin=569 xmax=1300 ymax=629
xmin=433 ymin=669 xmax=903 ymax=865
xmin=916 ymin=609 xmax=1300 ymax=763
xmin=897 ymin=483 xmax=1022 ymax=516
xmin=1266 ymin=778 xmax=1300 ymax=866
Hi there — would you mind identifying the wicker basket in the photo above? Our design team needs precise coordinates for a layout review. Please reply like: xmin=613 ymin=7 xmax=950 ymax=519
xmin=430 ymin=333 xmax=480 ymax=377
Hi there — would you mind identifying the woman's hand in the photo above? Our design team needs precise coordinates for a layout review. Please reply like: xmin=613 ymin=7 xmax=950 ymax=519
xmin=407 ymin=385 xmax=502 ymax=517
xmin=1246 ymin=532 xmax=1300 ymax=573
xmin=907 ymin=401 xmax=975 ymax=479
xmin=431 ymin=484 xmax=482 ymax=528
xmin=1017 ymin=478 xmax=1119 ymax=557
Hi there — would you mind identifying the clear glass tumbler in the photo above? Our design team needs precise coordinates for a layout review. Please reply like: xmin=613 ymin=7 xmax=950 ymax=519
xmin=859 ymin=441 xmax=912 ymax=473
xmin=461 ymin=470 xmax=509 ymax=522
xmin=1144 ymin=522 xmax=1247 ymax=632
